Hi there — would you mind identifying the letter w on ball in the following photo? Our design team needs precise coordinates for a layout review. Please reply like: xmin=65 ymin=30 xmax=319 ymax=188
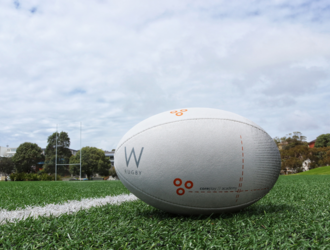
xmin=125 ymin=147 xmax=144 ymax=168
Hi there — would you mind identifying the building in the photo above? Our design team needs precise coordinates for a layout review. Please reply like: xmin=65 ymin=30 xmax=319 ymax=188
xmin=280 ymin=168 xmax=297 ymax=175
xmin=1 ymin=146 xmax=77 ymax=158
xmin=0 ymin=146 xmax=18 ymax=157
xmin=70 ymin=149 xmax=78 ymax=156
xmin=278 ymin=141 xmax=288 ymax=150
xmin=308 ymin=140 xmax=316 ymax=148
xmin=104 ymin=150 xmax=115 ymax=165
xmin=0 ymin=146 xmax=17 ymax=179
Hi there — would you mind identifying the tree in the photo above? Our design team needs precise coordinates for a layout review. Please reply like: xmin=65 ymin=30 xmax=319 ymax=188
xmin=277 ymin=131 xmax=330 ymax=171
xmin=11 ymin=143 xmax=44 ymax=173
xmin=273 ymin=137 xmax=280 ymax=147
xmin=109 ymin=166 xmax=117 ymax=178
xmin=280 ymin=145 xmax=309 ymax=171
xmin=69 ymin=147 xmax=111 ymax=179
xmin=309 ymin=146 xmax=330 ymax=167
xmin=315 ymin=134 xmax=330 ymax=148
xmin=278 ymin=132 xmax=307 ymax=150
xmin=291 ymin=131 xmax=307 ymax=142
xmin=0 ymin=157 xmax=15 ymax=175
xmin=43 ymin=131 xmax=72 ymax=175
xmin=319 ymin=147 xmax=330 ymax=166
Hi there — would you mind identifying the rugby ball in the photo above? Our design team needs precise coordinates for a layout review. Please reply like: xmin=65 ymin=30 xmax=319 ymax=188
xmin=115 ymin=108 xmax=281 ymax=214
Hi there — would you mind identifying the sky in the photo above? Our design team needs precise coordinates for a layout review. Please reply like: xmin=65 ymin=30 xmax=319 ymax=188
xmin=0 ymin=0 xmax=329 ymax=150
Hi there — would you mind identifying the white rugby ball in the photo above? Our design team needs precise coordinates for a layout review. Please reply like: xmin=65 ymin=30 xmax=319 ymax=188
xmin=115 ymin=108 xmax=281 ymax=214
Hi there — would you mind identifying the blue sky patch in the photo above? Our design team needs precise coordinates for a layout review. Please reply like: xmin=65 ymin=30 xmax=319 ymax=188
xmin=14 ymin=0 xmax=19 ymax=9
xmin=69 ymin=89 xmax=86 ymax=95
xmin=30 ymin=7 xmax=37 ymax=13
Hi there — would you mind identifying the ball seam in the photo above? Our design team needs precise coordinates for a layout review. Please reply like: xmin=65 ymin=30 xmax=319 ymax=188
xmin=116 ymin=118 xmax=267 ymax=152
xmin=117 ymin=169 xmax=268 ymax=210
xmin=116 ymin=118 xmax=274 ymax=211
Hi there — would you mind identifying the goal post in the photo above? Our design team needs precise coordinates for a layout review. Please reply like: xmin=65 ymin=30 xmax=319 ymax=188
xmin=55 ymin=122 xmax=82 ymax=181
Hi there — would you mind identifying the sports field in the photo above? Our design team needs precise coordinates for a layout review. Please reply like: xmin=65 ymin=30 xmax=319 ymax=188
xmin=0 ymin=181 xmax=130 ymax=211
xmin=294 ymin=165 xmax=330 ymax=175
xmin=1 ymin=176 xmax=330 ymax=249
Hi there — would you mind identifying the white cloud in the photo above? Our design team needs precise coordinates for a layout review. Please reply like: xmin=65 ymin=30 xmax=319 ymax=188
xmin=0 ymin=0 xmax=329 ymax=150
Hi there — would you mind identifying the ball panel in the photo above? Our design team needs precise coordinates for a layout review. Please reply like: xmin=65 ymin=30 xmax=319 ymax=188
xmin=116 ymin=108 xmax=263 ymax=152
xmin=117 ymin=171 xmax=264 ymax=214
xmin=115 ymin=118 xmax=280 ymax=214
xmin=250 ymin=128 xmax=281 ymax=189
xmin=118 ymin=181 xmax=271 ymax=213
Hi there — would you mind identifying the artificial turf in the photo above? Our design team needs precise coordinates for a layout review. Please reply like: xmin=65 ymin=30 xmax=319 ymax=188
xmin=0 ymin=180 xmax=129 ymax=211
xmin=294 ymin=165 xmax=330 ymax=175
xmin=1 ymin=175 xmax=330 ymax=249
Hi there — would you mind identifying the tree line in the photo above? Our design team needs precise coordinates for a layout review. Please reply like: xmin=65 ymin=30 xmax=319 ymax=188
xmin=0 ymin=131 xmax=114 ymax=179
xmin=274 ymin=132 xmax=330 ymax=172
xmin=2 ymin=130 xmax=329 ymax=178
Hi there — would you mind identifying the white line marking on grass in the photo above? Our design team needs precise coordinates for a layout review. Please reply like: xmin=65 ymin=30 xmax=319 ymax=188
xmin=0 ymin=194 xmax=138 ymax=224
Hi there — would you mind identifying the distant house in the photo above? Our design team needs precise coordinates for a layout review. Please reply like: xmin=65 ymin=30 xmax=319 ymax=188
xmin=69 ymin=149 xmax=78 ymax=156
xmin=1 ymin=146 xmax=78 ymax=158
xmin=308 ymin=140 xmax=316 ymax=148
xmin=280 ymin=167 xmax=297 ymax=175
xmin=278 ymin=141 xmax=288 ymax=150
xmin=104 ymin=150 xmax=114 ymax=165
xmin=0 ymin=146 xmax=18 ymax=157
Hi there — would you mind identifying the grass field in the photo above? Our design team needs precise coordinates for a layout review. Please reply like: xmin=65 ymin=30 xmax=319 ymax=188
xmin=0 ymin=181 xmax=129 ymax=211
xmin=1 ymin=176 xmax=330 ymax=249
xmin=294 ymin=166 xmax=330 ymax=175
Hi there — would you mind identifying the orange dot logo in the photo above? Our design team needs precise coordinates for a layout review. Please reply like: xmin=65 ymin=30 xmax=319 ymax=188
xmin=173 ymin=178 xmax=182 ymax=187
xmin=185 ymin=181 xmax=193 ymax=189
xmin=176 ymin=188 xmax=185 ymax=195
xmin=170 ymin=109 xmax=188 ymax=116
xmin=173 ymin=178 xmax=194 ymax=195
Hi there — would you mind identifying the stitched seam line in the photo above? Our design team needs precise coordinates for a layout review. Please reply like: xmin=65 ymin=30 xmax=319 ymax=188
xmin=117 ymin=170 xmax=271 ymax=210
xmin=116 ymin=118 xmax=271 ymax=210
xmin=116 ymin=118 xmax=266 ymax=152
